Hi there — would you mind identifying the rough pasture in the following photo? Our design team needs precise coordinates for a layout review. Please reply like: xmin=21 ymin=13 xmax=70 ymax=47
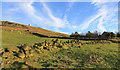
xmin=1 ymin=39 xmax=119 ymax=69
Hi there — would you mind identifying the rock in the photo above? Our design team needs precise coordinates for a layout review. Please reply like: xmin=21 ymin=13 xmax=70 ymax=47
xmin=2 ymin=52 xmax=10 ymax=58
xmin=45 ymin=40 xmax=50 ymax=43
xmin=4 ymin=48 xmax=9 ymax=52
xmin=25 ymin=51 xmax=30 ymax=55
xmin=54 ymin=46 xmax=57 ymax=49
xmin=78 ymin=46 xmax=81 ymax=48
xmin=30 ymin=54 xmax=33 ymax=57
xmin=39 ymin=46 xmax=43 ymax=49
xmin=29 ymin=49 xmax=35 ymax=53
xmin=22 ymin=45 xmax=31 ymax=51
xmin=43 ymin=46 xmax=47 ymax=49
xmin=2 ymin=48 xmax=4 ymax=52
xmin=62 ymin=45 xmax=69 ymax=49
xmin=18 ymin=58 xmax=25 ymax=63
xmin=18 ymin=53 xmax=25 ymax=59
xmin=22 ymin=64 xmax=29 ymax=68
xmin=26 ymin=60 xmax=40 ymax=68
xmin=8 ymin=47 xmax=19 ymax=53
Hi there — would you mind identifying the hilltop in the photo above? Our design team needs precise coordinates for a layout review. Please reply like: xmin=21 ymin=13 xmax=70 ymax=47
xmin=0 ymin=21 xmax=69 ymax=37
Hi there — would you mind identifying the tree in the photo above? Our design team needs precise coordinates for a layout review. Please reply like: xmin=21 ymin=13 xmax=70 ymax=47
xmin=110 ymin=32 xmax=115 ymax=38
xmin=75 ymin=32 xmax=78 ymax=35
xmin=70 ymin=33 xmax=74 ymax=37
xmin=86 ymin=31 xmax=92 ymax=38
xmin=117 ymin=32 xmax=120 ymax=37
xmin=70 ymin=32 xmax=80 ymax=38
xmin=74 ymin=32 xmax=79 ymax=38
xmin=93 ymin=30 xmax=99 ymax=38
xmin=101 ymin=31 xmax=115 ymax=39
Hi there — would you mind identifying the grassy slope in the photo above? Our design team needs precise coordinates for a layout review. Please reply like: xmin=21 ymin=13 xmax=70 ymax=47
xmin=2 ymin=28 xmax=70 ymax=48
xmin=1 ymin=21 xmax=119 ymax=68
xmin=3 ymin=41 xmax=119 ymax=68
xmin=1 ymin=21 xmax=70 ymax=48
xmin=1 ymin=21 xmax=69 ymax=37
xmin=53 ymin=43 xmax=118 ymax=68
xmin=2 ymin=30 xmax=119 ymax=68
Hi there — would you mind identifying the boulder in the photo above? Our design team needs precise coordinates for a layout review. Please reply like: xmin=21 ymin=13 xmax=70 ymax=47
xmin=2 ymin=52 xmax=11 ymax=58
xmin=18 ymin=53 xmax=25 ymax=59
xmin=22 ymin=45 xmax=31 ymax=51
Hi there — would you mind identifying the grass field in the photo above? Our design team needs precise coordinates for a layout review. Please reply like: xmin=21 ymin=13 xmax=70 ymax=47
xmin=1 ymin=22 xmax=119 ymax=69
xmin=1 ymin=38 xmax=119 ymax=69
xmin=2 ymin=28 xmax=70 ymax=48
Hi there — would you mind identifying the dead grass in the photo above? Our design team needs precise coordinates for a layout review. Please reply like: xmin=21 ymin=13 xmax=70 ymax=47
xmin=1 ymin=21 xmax=69 ymax=37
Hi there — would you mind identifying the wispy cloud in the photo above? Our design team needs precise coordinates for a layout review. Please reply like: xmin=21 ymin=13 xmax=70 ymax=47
xmin=18 ymin=0 xmax=71 ymax=30
xmin=63 ymin=14 xmax=69 ymax=24
xmin=78 ymin=1 xmax=118 ymax=32
xmin=41 ymin=2 xmax=65 ymax=28
xmin=92 ymin=1 xmax=118 ymax=32
xmin=80 ymin=13 xmax=101 ymax=31
xmin=66 ymin=2 xmax=74 ymax=12
xmin=9 ymin=8 xmax=19 ymax=11
xmin=19 ymin=1 xmax=43 ymax=21
xmin=6 ymin=1 xmax=117 ymax=34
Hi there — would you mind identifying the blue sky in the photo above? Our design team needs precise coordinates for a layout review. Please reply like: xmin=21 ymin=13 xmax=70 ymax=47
xmin=2 ymin=1 xmax=118 ymax=35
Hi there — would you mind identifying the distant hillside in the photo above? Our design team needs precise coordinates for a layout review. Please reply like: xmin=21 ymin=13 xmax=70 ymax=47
xmin=0 ymin=21 xmax=69 ymax=37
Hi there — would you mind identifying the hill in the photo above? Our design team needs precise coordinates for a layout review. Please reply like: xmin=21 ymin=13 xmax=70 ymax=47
xmin=0 ymin=21 xmax=119 ymax=69
xmin=0 ymin=21 xmax=69 ymax=37
xmin=1 ymin=21 xmax=70 ymax=48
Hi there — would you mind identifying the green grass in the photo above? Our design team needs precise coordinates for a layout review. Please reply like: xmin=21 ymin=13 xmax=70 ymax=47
xmin=2 ymin=39 xmax=119 ymax=68
xmin=2 ymin=29 xmax=70 ymax=48
xmin=44 ymin=43 xmax=118 ymax=68
xmin=1 ymin=29 xmax=119 ymax=69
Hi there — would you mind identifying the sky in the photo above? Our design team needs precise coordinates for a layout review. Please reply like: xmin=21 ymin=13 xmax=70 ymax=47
xmin=1 ymin=0 xmax=118 ymax=35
